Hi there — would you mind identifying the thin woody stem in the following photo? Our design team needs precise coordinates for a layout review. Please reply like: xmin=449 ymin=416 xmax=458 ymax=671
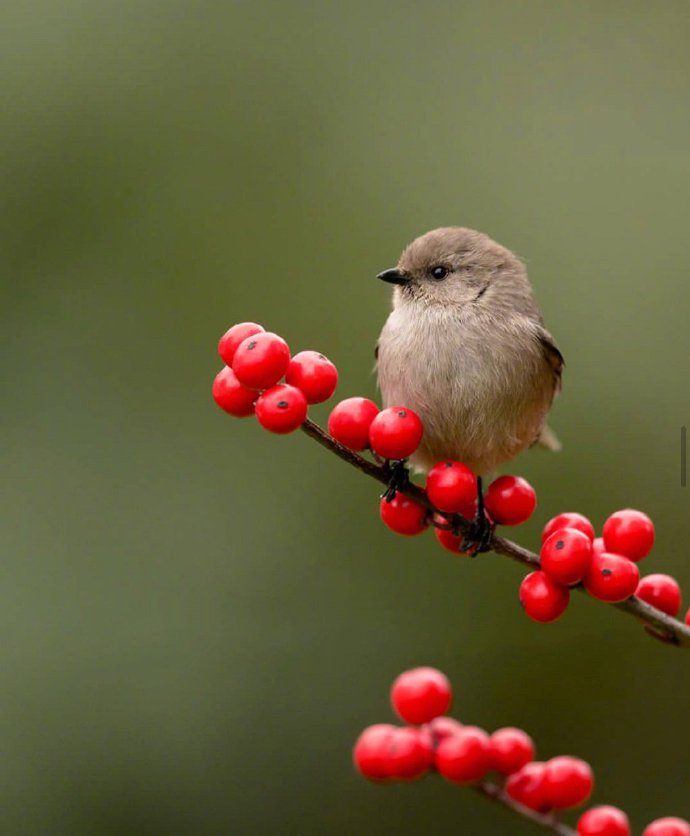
xmin=473 ymin=782 xmax=576 ymax=835
xmin=300 ymin=417 xmax=690 ymax=649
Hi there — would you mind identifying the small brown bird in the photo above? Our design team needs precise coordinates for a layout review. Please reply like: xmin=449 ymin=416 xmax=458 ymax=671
xmin=375 ymin=227 xmax=563 ymax=549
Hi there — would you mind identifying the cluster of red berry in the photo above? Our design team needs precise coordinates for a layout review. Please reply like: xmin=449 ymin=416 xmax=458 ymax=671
xmin=353 ymin=667 xmax=689 ymax=836
xmin=213 ymin=324 xmax=687 ymax=631
xmin=520 ymin=509 xmax=688 ymax=628
xmin=327 ymin=396 xmax=536 ymax=544
xmin=213 ymin=322 xmax=338 ymax=432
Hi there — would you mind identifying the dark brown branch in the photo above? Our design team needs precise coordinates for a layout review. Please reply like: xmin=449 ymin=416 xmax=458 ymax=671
xmin=473 ymin=781 xmax=576 ymax=835
xmin=301 ymin=418 xmax=690 ymax=649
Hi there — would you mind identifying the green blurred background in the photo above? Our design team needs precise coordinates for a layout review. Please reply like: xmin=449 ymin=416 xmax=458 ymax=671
xmin=3 ymin=1 xmax=690 ymax=833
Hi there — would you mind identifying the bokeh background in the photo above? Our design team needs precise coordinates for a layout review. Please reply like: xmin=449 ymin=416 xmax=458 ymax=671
xmin=3 ymin=2 xmax=690 ymax=833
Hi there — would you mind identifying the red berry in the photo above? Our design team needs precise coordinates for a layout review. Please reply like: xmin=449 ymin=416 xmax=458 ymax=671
xmin=542 ymin=512 xmax=595 ymax=544
xmin=544 ymin=756 xmax=594 ymax=809
xmin=380 ymin=494 xmax=428 ymax=536
xmin=592 ymin=537 xmax=606 ymax=558
xmin=519 ymin=571 xmax=569 ymax=623
xmin=426 ymin=461 xmax=477 ymax=513
xmin=685 ymin=607 xmax=690 ymax=627
xmin=424 ymin=716 xmax=464 ymax=748
xmin=603 ymin=509 xmax=655 ymax=562
xmin=255 ymin=384 xmax=308 ymax=434
xmin=636 ymin=574 xmax=682 ymax=617
xmin=485 ymin=475 xmax=536 ymax=526
xmin=285 ymin=350 xmax=338 ymax=404
xmin=584 ymin=552 xmax=640 ymax=603
xmin=643 ymin=818 xmax=690 ymax=836
xmin=505 ymin=761 xmax=551 ymax=812
xmin=489 ymin=727 xmax=535 ymax=775
xmin=218 ymin=322 xmax=264 ymax=366
xmin=233 ymin=332 xmax=291 ymax=390
xmin=391 ymin=667 xmax=452 ymax=725
xmin=577 ymin=805 xmax=631 ymax=836
xmin=212 ymin=367 xmax=258 ymax=417
xmin=353 ymin=724 xmax=396 ymax=781
xmin=368 ymin=407 xmax=424 ymax=460
xmin=385 ymin=726 xmax=434 ymax=780
xmin=541 ymin=529 xmax=593 ymax=586
xmin=435 ymin=726 xmax=491 ymax=784
xmin=327 ymin=397 xmax=380 ymax=451
xmin=434 ymin=526 xmax=472 ymax=556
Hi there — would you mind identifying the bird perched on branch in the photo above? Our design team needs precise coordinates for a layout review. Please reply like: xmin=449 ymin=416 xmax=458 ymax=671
xmin=375 ymin=226 xmax=563 ymax=551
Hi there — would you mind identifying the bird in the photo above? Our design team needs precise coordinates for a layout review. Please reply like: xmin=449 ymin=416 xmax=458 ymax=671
xmin=375 ymin=226 xmax=563 ymax=551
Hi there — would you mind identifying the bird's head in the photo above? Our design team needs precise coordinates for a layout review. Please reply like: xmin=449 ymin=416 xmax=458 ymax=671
xmin=377 ymin=227 xmax=533 ymax=312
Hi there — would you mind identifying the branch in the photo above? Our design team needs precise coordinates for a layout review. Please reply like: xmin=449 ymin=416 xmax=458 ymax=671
xmin=301 ymin=418 xmax=690 ymax=649
xmin=473 ymin=781 xmax=576 ymax=835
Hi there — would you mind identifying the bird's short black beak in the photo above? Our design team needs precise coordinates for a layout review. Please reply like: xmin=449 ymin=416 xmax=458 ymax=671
xmin=376 ymin=268 xmax=410 ymax=285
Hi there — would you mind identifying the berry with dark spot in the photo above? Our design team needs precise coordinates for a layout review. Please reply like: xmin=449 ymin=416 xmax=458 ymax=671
xmin=233 ymin=332 xmax=291 ymax=390
xmin=426 ymin=460 xmax=478 ymax=513
xmin=584 ymin=552 xmax=639 ymax=603
xmin=541 ymin=528 xmax=593 ymax=586
xmin=218 ymin=322 xmax=264 ymax=366
xmin=255 ymin=384 xmax=308 ymax=433
xmin=368 ymin=406 xmax=424 ymax=460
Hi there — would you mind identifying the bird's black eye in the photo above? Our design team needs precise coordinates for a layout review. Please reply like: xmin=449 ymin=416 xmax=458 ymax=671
xmin=430 ymin=265 xmax=448 ymax=280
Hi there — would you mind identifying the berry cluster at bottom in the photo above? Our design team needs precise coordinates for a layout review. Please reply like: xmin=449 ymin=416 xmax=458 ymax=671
xmin=353 ymin=667 xmax=689 ymax=835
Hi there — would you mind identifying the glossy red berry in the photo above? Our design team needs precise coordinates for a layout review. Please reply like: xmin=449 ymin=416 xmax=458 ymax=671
xmin=353 ymin=724 xmax=396 ymax=781
xmin=519 ymin=571 xmax=569 ymax=623
xmin=485 ymin=475 xmax=536 ymax=526
xmin=218 ymin=322 xmax=264 ymax=366
xmin=212 ymin=367 xmax=258 ymax=417
xmin=255 ymin=384 xmax=308 ymax=434
xmin=368 ymin=407 xmax=424 ymax=460
xmin=642 ymin=818 xmax=690 ymax=836
xmin=636 ymin=574 xmax=682 ymax=617
xmin=285 ymin=350 xmax=338 ymax=404
xmin=233 ymin=332 xmax=291 ymax=390
xmin=327 ymin=397 xmax=380 ymax=451
xmin=505 ymin=761 xmax=551 ymax=812
xmin=592 ymin=537 xmax=606 ymax=558
xmin=542 ymin=512 xmax=595 ymax=544
xmin=434 ymin=526 xmax=472 ymax=556
xmin=577 ymin=805 xmax=631 ymax=836
xmin=426 ymin=461 xmax=477 ymax=513
xmin=379 ymin=494 xmax=428 ymax=536
xmin=385 ymin=727 xmax=434 ymax=780
xmin=391 ymin=667 xmax=452 ymax=725
xmin=424 ymin=716 xmax=464 ymax=748
xmin=541 ymin=529 xmax=593 ymax=586
xmin=435 ymin=726 xmax=491 ymax=784
xmin=544 ymin=756 xmax=594 ymax=809
xmin=489 ymin=727 xmax=535 ymax=776
xmin=603 ymin=509 xmax=655 ymax=562
xmin=584 ymin=552 xmax=640 ymax=603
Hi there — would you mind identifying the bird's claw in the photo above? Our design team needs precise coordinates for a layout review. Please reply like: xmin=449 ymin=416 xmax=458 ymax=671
xmin=459 ymin=511 xmax=495 ymax=556
xmin=382 ymin=460 xmax=409 ymax=503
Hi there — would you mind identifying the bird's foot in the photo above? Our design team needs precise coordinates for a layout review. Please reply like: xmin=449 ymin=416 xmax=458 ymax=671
xmin=382 ymin=460 xmax=409 ymax=502
xmin=459 ymin=509 xmax=495 ymax=556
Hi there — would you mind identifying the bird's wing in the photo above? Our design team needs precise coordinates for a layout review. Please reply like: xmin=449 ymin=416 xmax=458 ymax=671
xmin=537 ymin=327 xmax=564 ymax=395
